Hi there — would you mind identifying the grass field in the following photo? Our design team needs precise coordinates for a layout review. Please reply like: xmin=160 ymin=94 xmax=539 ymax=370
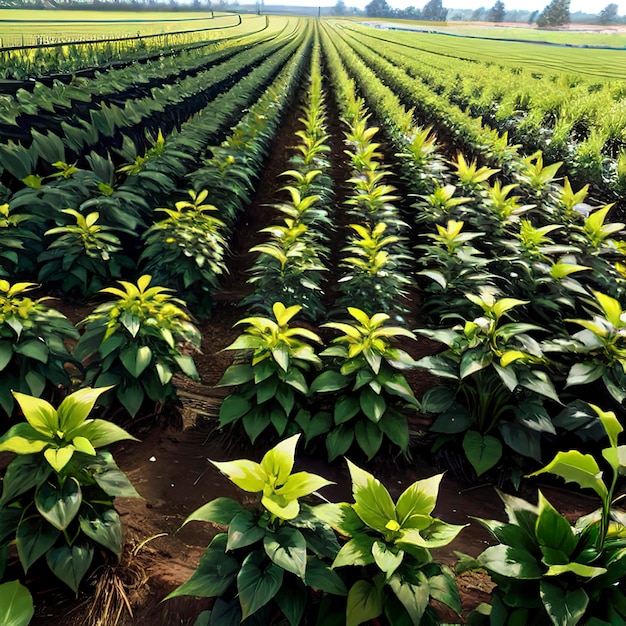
xmin=0 ymin=8 xmax=245 ymax=47
xmin=351 ymin=21 xmax=626 ymax=79
xmin=357 ymin=17 xmax=626 ymax=47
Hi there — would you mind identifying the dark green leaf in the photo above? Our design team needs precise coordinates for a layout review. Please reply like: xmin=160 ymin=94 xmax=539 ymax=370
xmin=237 ymin=550 xmax=284 ymax=620
xmin=219 ymin=395 xmax=251 ymax=426
xmin=274 ymin=575 xmax=306 ymax=626
xmin=16 ymin=516 xmax=60 ymax=572
xmin=0 ymin=454 xmax=52 ymax=506
xmin=227 ymin=511 xmax=265 ymax=551
xmin=46 ymin=542 xmax=94 ymax=594
xmin=463 ymin=431 xmax=502 ymax=476
xmin=305 ymin=557 xmax=347 ymax=595
xmin=79 ymin=508 xmax=122 ymax=556
xmin=263 ymin=526 xmax=307 ymax=579
xmin=540 ymin=581 xmax=588 ymax=626
xmin=478 ymin=544 xmax=543 ymax=579
xmin=35 ymin=478 xmax=82 ymax=531
xmin=311 ymin=370 xmax=348 ymax=393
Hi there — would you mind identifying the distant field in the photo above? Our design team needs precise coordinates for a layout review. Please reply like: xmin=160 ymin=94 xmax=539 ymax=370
xmin=357 ymin=18 xmax=626 ymax=48
xmin=0 ymin=9 xmax=240 ymax=47
xmin=348 ymin=21 xmax=626 ymax=79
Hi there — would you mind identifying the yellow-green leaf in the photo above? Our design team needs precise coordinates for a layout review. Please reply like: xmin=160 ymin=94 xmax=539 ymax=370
xmin=44 ymin=446 xmax=75 ymax=472
xmin=11 ymin=392 xmax=58 ymax=436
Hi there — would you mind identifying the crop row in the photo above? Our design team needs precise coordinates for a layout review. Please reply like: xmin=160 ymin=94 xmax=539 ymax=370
xmin=335 ymin=23 xmax=626 ymax=205
xmin=0 ymin=13 xmax=271 ymax=80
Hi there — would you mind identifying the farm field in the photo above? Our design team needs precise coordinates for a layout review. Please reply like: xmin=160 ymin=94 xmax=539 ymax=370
xmin=0 ymin=13 xmax=625 ymax=626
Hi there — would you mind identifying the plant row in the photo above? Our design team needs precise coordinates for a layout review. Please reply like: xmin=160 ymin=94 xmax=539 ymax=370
xmin=336 ymin=23 xmax=626 ymax=204
xmin=0 ymin=24 xmax=308 ymax=306
xmin=0 ymin=13 xmax=271 ymax=80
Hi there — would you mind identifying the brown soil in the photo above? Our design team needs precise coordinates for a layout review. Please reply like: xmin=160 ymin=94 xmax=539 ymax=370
xmin=15 ymin=71 xmax=593 ymax=626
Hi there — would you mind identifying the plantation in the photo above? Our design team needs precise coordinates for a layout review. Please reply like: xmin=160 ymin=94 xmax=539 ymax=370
xmin=0 ymin=11 xmax=625 ymax=626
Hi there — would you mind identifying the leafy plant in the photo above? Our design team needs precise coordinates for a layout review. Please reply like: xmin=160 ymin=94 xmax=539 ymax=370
xmin=166 ymin=434 xmax=343 ymax=625
xmin=0 ymin=280 xmax=78 ymax=421
xmin=308 ymin=308 xmax=418 ymax=461
xmin=0 ymin=388 xmax=139 ymax=593
xmin=140 ymin=189 xmax=228 ymax=318
xmin=559 ymin=290 xmax=626 ymax=405
xmin=417 ymin=292 xmax=559 ymax=481
xmin=217 ymin=302 xmax=322 ymax=443
xmin=337 ymin=222 xmax=412 ymax=317
xmin=37 ymin=210 xmax=132 ymax=297
xmin=73 ymin=275 xmax=201 ymax=419
xmin=464 ymin=403 xmax=626 ymax=626
xmin=316 ymin=461 xmax=464 ymax=626
xmin=0 ymin=202 xmax=41 ymax=280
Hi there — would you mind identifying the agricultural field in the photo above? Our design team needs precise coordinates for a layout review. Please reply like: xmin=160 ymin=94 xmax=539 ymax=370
xmin=0 ymin=12 xmax=625 ymax=626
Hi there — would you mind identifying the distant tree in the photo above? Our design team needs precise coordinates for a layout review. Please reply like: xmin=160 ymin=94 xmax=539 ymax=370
xmin=487 ymin=0 xmax=505 ymax=22
xmin=471 ymin=6 xmax=486 ymax=20
xmin=598 ymin=3 xmax=619 ymax=24
xmin=527 ymin=9 xmax=539 ymax=22
xmin=335 ymin=0 xmax=346 ymax=15
xmin=421 ymin=0 xmax=447 ymax=21
xmin=365 ymin=0 xmax=392 ymax=17
xmin=536 ymin=0 xmax=570 ymax=26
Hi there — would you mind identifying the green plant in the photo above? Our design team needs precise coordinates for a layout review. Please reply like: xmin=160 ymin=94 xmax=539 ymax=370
xmin=316 ymin=461 xmax=464 ymax=626
xmin=217 ymin=302 xmax=322 ymax=443
xmin=140 ymin=189 xmax=228 ymax=318
xmin=417 ymin=292 xmax=559 ymax=481
xmin=308 ymin=308 xmax=418 ymax=461
xmin=73 ymin=275 xmax=201 ymax=419
xmin=559 ymin=290 xmax=626 ymax=404
xmin=37 ymin=209 xmax=132 ymax=297
xmin=337 ymin=222 xmax=412 ymax=316
xmin=0 ymin=580 xmax=34 ymax=626
xmin=0 ymin=202 xmax=41 ymax=280
xmin=166 ymin=434 xmax=343 ymax=625
xmin=463 ymin=403 xmax=626 ymax=626
xmin=0 ymin=388 xmax=139 ymax=593
xmin=0 ymin=280 xmax=78 ymax=421
xmin=454 ymin=152 xmax=499 ymax=191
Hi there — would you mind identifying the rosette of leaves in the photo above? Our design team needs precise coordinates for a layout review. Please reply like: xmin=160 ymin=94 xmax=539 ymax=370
xmin=316 ymin=461 xmax=464 ymax=626
xmin=73 ymin=275 xmax=201 ymax=419
xmin=557 ymin=290 xmax=626 ymax=405
xmin=166 ymin=434 xmax=343 ymax=625
xmin=0 ymin=202 xmax=41 ymax=279
xmin=217 ymin=303 xmax=322 ymax=443
xmin=37 ymin=209 xmax=133 ymax=297
xmin=417 ymin=292 xmax=560 ymax=483
xmin=463 ymin=404 xmax=626 ymax=626
xmin=308 ymin=308 xmax=418 ymax=461
xmin=0 ymin=388 xmax=139 ymax=594
xmin=0 ymin=280 xmax=78 ymax=422
xmin=140 ymin=189 xmax=228 ymax=319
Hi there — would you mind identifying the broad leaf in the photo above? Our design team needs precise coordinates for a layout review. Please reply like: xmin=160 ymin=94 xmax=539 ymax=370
xmin=16 ymin=516 xmax=60 ymax=572
xmin=347 ymin=460 xmax=397 ymax=534
xmin=237 ymin=551 xmax=284 ymax=620
xmin=183 ymin=498 xmax=246 ymax=527
xmin=529 ymin=451 xmax=608 ymax=501
xmin=540 ymin=581 xmax=588 ymax=626
xmin=264 ymin=526 xmax=307 ymax=579
xmin=346 ymin=579 xmax=383 ymax=626
xmin=35 ymin=478 xmax=82 ymax=531
xmin=46 ymin=543 xmax=94 ymax=594
xmin=0 ymin=580 xmax=34 ymax=626
xmin=79 ymin=508 xmax=122 ymax=556
xmin=463 ymin=431 xmax=502 ymax=476
xmin=478 ymin=544 xmax=543 ymax=579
